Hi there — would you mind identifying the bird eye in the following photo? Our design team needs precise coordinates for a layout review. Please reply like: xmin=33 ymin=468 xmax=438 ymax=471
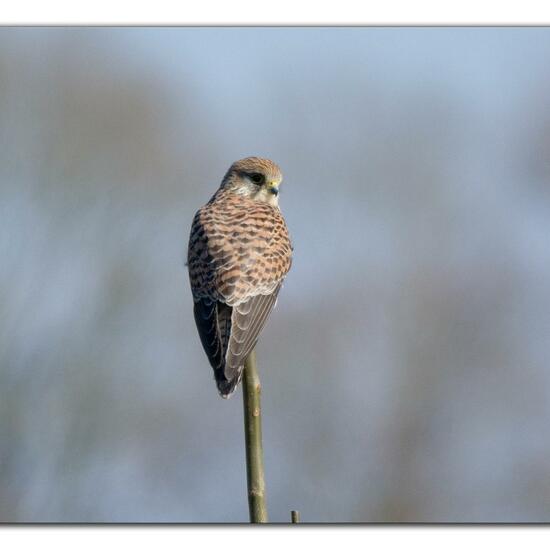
xmin=249 ymin=173 xmax=265 ymax=185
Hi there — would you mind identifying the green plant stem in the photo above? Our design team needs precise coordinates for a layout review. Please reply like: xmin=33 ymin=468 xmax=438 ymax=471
xmin=242 ymin=349 xmax=268 ymax=523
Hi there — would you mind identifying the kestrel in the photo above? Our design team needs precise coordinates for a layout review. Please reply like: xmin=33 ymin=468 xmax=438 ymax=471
xmin=187 ymin=157 xmax=293 ymax=398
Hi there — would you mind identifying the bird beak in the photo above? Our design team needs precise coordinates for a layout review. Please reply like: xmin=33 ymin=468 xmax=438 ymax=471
xmin=267 ymin=181 xmax=279 ymax=195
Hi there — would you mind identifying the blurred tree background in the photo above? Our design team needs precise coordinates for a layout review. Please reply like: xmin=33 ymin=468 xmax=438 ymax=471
xmin=1 ymin=27 xmax=550 ymax=522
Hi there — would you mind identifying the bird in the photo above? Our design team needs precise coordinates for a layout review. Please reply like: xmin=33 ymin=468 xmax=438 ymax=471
xmin=187 ymin=157 xmax=293 ymax=398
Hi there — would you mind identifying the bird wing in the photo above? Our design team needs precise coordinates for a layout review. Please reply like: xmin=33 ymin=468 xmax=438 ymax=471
xmin=192 ymin=298 xmax=227 ymax=374
xmin=192 ymin=290 xmax=281 ymax=397
xmin=223 ymin=285 xmax=282 ymax=384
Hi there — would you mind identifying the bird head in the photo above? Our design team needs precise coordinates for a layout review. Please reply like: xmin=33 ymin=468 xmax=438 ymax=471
xmin=221 ymin=157 xmax=283 ymax=206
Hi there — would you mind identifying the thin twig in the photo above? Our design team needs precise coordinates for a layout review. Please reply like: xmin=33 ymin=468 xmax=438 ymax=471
xmin=242 ymin=349 xmax=268 ymax=523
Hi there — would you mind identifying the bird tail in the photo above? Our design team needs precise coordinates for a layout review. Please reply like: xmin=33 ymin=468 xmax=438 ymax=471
xmin=192 ymin=299 xmax=255 ymax=398
xmin=212 ymin=302 xmax=244 ymax=398
xmin=215 ymin=370 xmax=243 ymax=399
